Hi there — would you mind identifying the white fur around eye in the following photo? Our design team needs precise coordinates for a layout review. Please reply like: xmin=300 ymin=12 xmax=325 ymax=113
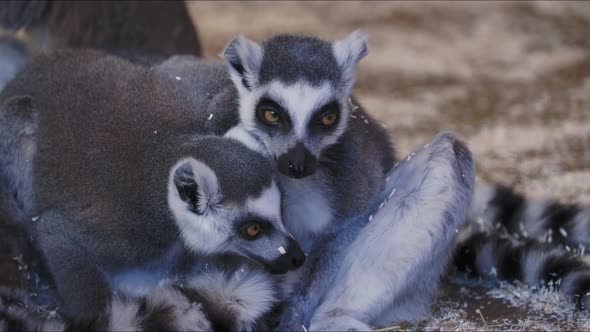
xmin=246 ymin=181 xmax=282 ymax=217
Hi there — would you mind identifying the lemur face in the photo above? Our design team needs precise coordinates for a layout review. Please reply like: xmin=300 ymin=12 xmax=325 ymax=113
xmin=167 ymin=157 xmax=305 ymax=274
xmin=222 ymin=31 xmax=368 ymax=179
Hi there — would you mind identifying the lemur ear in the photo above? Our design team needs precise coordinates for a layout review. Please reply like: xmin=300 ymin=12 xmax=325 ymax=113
xmin=221 ymin=34 xmax=263 ymax=92
xmin=332 ymin=30 xmax=368 ymax=92
xmin=172 ymin=158 xmax=222 ymax=215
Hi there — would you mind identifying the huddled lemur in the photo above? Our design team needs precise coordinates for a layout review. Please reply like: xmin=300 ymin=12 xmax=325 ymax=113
xmin=153 ymin=31 xmax=590 ymax=329
xmin=149 ymin=32 xmax=473 ymax=330
xmin=0 ymin=49 xmax=306 ymax=329
xmin=1 ymin=30 xmax=589 ymax=330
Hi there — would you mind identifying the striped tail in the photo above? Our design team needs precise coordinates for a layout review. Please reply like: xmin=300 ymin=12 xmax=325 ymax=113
xmin=454 ymin=232 xmax=590 ymax=310
xmin=0 ymin=263 xmax=278 ymax=331
xmin=468 ymin=181 xmax=590 ymax=252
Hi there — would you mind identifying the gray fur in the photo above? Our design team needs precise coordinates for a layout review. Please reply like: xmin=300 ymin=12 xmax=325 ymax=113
xmin=277 ymin=133 xmax=474 ymax=330
xmin=0 ymin=49 xmax=304 ymax=325
xmin=152 ymin=31 xmax=588 ymax=329
xmin=157 ymin=33 xmax=475 ymax=330
xmin=258 ymin=34 xmax=342 ymax=86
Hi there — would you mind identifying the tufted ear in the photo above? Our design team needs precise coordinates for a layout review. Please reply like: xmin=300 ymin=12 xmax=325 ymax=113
xmin=220 ymin=34 xmax=263 ymax=92
xmin=171 ymin=158 xmax=221 ymax=215
xmin=332 ymin=30 xmax=368 ymax=93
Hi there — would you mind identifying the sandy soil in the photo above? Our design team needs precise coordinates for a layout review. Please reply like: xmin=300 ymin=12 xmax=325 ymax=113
xmin=187 ymin=1 xmax=590 ymax=330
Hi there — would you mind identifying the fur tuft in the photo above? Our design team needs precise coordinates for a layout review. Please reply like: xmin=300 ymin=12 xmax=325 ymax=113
xmin=184 ymin=265 xmax=278 ymax=331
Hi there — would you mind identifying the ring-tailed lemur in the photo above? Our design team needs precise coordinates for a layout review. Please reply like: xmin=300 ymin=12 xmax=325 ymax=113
xmin=0 ymin=0 xmax=201 ymax=61
xmin=152 ymin=32 xmax=474 ymax=329
xmin=0 ymin=49 xmax=305 ymax=328
xmin=2 ymin=33 xmax=586 ymax=330
xmin=154 ymin=31 xmax=590 ymax=329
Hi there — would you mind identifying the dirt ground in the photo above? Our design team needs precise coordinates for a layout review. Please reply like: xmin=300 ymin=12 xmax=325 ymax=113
xmin=187 ymin=1 xmax=590 ymax=330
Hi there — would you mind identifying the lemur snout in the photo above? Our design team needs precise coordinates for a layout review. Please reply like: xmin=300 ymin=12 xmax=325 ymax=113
xmin=278 ymin=142 xmax=318 ymax=179
xmin=267 ymin=237 xmax=306 ymax=274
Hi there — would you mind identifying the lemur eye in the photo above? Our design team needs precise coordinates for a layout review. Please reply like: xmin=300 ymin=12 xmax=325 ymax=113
xmin=256 ymin=98 xmax=287 ymax=127
xmin=263 ymin=109 xmax=281 ymax=123
xmin=246 ymin=223 xmax=261 ymax=237
xmin=320 ymin=112 xmax=338 ymax=127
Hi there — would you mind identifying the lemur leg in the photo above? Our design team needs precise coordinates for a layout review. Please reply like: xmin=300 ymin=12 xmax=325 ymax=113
xmin=35 ymin=210 xmax=112 ymax=324
xmin=309 ymin=132 xmax=475 ymax=330
xmin=276 ymin=222 xmax=365 ymax=331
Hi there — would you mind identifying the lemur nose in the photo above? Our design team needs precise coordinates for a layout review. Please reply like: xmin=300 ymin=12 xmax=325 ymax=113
xmin=278 ymin=142 xmax=318 ymax=179
xmin=287 ymin=237 xmax=306 ymax=269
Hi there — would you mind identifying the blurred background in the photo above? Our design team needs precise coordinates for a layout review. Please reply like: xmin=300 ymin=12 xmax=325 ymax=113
xmin=190 ymin=1 xmax=590 ymax=205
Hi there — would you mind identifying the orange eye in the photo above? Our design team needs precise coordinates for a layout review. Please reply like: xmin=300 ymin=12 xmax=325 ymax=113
xmin=321 ymin=112 xmax=337 ymax=126
xmin=247 ymin=224 xmax=260 ymax=237
xmin=264 ymin=109 xmax=281 ymax=123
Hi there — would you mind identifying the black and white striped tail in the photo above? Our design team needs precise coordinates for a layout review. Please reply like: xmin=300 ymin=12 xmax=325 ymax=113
xmin=0 ymin=263 xmax=278 ymax=331
xmin=468 ymin=182 xmax=590 ymax=251
xmin=455 ymin=232 xmax=590 ymax=310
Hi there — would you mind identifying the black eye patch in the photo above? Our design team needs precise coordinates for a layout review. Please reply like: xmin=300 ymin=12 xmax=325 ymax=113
xmin=255 ymin=97 xmax=292 ymax=129
xmin=236 ymin=218 xmax=274 ymax=240
xmin=309 ymin=100 xmax=340 ymax=131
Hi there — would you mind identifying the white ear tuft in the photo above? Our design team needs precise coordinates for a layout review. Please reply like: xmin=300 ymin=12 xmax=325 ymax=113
xmin=220 ymin=34 xmax=263 ymax=92
xmin=170 ymin=158 xmax=222 ymax=215
xmin=332 ymin=30 xmax=369 ymax=93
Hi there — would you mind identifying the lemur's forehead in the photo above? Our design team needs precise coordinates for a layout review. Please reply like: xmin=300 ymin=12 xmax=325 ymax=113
xmin=196 ymin=138 xmax=274 ymax=205
xmin=258 ymin=35 xmax=341 ymax=86
xmin=265 ymin=80 xmax=337 ymax=135
xmin=244 ymin=181 xmax=282 ymax=224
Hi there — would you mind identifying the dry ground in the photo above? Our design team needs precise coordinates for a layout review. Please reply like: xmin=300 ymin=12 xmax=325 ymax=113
xmin=188 ymin=1 xmax=590 ymax=330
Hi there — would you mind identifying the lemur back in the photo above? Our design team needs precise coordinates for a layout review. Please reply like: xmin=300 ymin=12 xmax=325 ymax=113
xmin=0 ymin=49 xmax=305 ymax=325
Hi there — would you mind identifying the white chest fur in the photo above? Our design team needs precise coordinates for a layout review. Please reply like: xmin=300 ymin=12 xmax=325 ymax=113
xmin=280 ymin=175 xmax=333 ymax=253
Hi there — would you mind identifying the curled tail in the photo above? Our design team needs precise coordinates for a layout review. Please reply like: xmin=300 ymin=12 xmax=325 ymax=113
xmin=468 ymin=182 xmax=590 ymax=251
xmin=0 ymin=263 xmax=278 ymax=331
xmin=455 ymin=232 xmax=590 ymax=310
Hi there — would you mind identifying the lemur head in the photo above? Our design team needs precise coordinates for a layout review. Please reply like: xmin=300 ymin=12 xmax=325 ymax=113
xmin=167 ymin=137 xmax=305 ymax=274
xmin=222 ymin=31 xmax=368 ymax=178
